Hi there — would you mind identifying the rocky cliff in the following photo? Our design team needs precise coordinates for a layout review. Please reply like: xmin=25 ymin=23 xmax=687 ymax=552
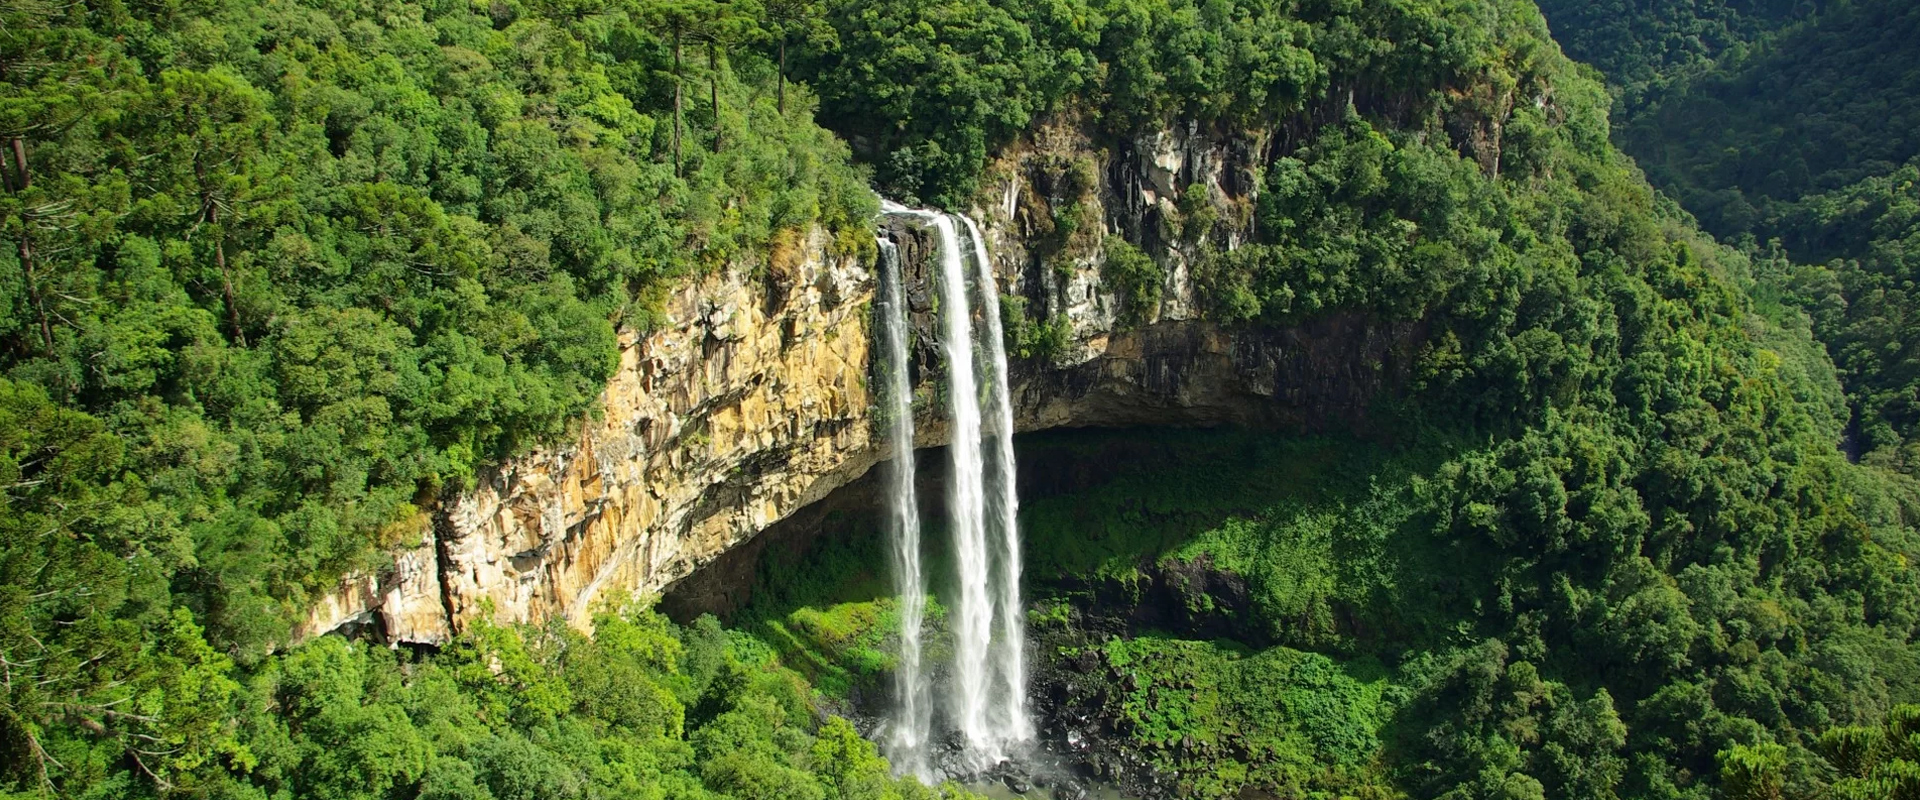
xmin=299 ymin=122 xmax=1427 ymax=646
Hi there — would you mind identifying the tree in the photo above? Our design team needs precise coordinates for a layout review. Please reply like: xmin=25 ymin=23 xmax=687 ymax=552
xmin=1819 ymin=706 xmax=1920 ymax=800
xmin=810 ymin=716 xmax=895 ymax=800
xmin=762 ymin=0 xmax=831 ymax=115
xmin=1718 ymin=743 xmax=1788 ymax=800
xmin=0 ymin=3 xmax=116 ymax=358
xmin=640 ymin=0 xmax=720 ymax=175
xmin=0 ymin=380 xmax=238 ymax=794
xmin=131 ymin=69 xmax=278 ymax=347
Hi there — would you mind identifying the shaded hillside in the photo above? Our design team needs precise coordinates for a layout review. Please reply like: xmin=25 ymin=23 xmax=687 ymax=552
xmin=1547 ymin=0 xmax=1920 ymax=470
xmin=2 ymin=1 xmax=1918 ymax=799
xmin=1536 ymin=0 xmax=1826 ymax=104
xmin=1617 ymin=0 xmax=1920 ymax=238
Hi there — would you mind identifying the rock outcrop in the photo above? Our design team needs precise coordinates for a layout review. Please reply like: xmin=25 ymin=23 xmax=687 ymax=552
xmin=295 ymin=227 xmax=883 ymax=644
xmin=298 ymin=122 xmax=1426 ymax=646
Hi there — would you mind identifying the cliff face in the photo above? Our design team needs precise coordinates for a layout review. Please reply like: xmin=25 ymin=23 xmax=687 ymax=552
xmin=300 ymin=123 xmax=1426 ymax=646
xmin=297 ymin=228 xmax=885 ymax=644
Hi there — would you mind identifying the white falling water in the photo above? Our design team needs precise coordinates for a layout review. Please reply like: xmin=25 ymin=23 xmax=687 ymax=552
xmin=960 ymin=214 xmax=1033 ymax=749
xmin=930 ymin=211 xmax=998 ymax=764
xmin=875 ymin=237 xmax=932 ymax=780
xmin=877 ymin=200 xmax=1027 ymax=774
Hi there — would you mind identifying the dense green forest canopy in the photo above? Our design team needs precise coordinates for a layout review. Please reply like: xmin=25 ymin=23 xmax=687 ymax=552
xmin=1610 ymin=0 xmax=1920 ymax=470
xmin=0 ymin=0 xmax=875 ymax=656
xmin=1616 ymin=0 xmax=1920 ymax=238
xmin=1546 ymin=0 xmax=1920 ymax=472
xmin=1535 ymin=0 xmax=1826 ymax=107
xmin=0 ymin=0 xmax=895 ymax=795
xmin=795 ymin=0 xmax=1573 ymax=207
xmin=3 ymin=0 xmax=1920 ymax=799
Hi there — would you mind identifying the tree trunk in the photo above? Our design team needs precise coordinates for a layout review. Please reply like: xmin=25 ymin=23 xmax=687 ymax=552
xmin=1490 ymin=88 xmax=1513 ymax=182
xmin=778 ymin=40 xmax=787 ymax=116
xmin=0 ymin=141 xmax=17 ymax=192
xmin=10 ymin=139 xmax=27 ymax=191
xmin=8 ymin=138 xmax=51 ymax=355
xmin=16 ymin=226 xmax=50 ymax=356
xmin=673 ymin=28 xmax=684 ymax=177
xmin=709 ymin=39 xmax=721 ymax=152
xmin=196 ymin=150 xmax=247 ymax=347
xmin=208 ymin=202 xmax=246 ymax=347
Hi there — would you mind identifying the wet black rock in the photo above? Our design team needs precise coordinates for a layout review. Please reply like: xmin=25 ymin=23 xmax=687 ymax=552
xmin=1053 ymin=781 xmax=1088 ymax=800
xmin=1004 ymin=774 xmax=1032 ymax=794
xmin=1064 ymin=728 xmax=1089 ymax=752
xmin=935 ymin=749 xmax=970 ymax=783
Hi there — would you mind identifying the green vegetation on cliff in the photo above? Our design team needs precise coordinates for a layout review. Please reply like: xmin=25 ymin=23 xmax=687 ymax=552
xmin=6 ymin=0 xmax=1920 ymax=799
xmin=0 ymin=0 xmax=874 ymax=659
xmin=802 ymin=0 xmax=1565 ymax=207
xmin=0 ymin=0 xmax=885 ymax=794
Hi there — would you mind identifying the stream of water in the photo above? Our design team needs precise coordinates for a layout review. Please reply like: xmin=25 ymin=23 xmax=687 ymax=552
xmin=874 ymin=237 xmax=933 ymax=781
xmin=876 ymin=202 xmax=1033 ymax=775
xmin=961 ymin=214 xmax=1032 ymax=749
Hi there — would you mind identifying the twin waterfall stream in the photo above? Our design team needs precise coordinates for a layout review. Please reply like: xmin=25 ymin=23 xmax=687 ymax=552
xmin=875 ymin=202 xmax=1032 ymax=782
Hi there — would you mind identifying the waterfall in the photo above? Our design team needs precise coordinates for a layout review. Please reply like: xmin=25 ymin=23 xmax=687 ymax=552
xmin=959 ymin=214 xmax=1032 ymax=748
xmin=876 ymin=200 xmax=1028 ymax=774
xmin=875 ymin=238 xmax=932 ymax=781
xmin=929 ymin=211 xmax=998 ymax=763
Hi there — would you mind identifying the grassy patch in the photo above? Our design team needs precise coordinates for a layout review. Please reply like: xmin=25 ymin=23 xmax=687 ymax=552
xmin=1017 ymin=428 xmax=1461 ymax=648
xmin=1094 ymin=635 xmax=1400 ymax=798
xmin=757 ymin=599 xmax=900 ymax=700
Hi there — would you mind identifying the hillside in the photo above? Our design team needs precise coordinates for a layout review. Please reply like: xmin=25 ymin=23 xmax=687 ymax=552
xmin=3 ymin=1 xmax=1918 ymax=799
xmin=1536 ymin=0 xmax=1827 ymax=106
xmin=1550 ymin=0 xmax=1920 ymax=471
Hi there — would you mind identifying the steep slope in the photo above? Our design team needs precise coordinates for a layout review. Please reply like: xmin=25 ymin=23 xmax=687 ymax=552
xmin=1616 ymin=0 xmax=1920 ymax=237
xmin=3 ymin=1 xmax=1919 ymax=799
xmin=1552 ymin=0 xmax=1920 ymax=470
xmin=1536 ymin=0 xmax=1827 ymax=105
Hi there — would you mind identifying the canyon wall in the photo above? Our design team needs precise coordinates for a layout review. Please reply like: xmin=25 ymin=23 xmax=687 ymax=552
xmin=298 ymin=123 xmax=1426 ymax=646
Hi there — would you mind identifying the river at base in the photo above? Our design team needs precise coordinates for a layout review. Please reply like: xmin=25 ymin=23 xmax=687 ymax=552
xmin=938 ymin=746 xmax=1134 ymax=800
xmin=879 ymin=731 xmax=1136 ymax=800
xmin=963 ymin=782 xmax=1131 ymax=800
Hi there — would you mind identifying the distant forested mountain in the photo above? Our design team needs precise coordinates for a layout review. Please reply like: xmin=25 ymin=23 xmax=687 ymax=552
xmin=1537 ymin=0 xmax=1826 ymax=104
xmin=2 ymin=2 xmax=1918 ymax=799
xmin=1550 ymin=0 xmax=1920 ymax=473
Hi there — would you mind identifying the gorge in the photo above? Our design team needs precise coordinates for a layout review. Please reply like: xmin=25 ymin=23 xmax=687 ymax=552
xmin=11 ymin=2 xmax=1920 ymax=799
xmin=294 ymin=123 xmax=1420 ymax=655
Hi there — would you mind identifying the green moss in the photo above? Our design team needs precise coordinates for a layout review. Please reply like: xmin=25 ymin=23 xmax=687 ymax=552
xmin=1091 ymin=635 xmax=1398 ymax=798
xmin=757 ymin=599 xmax=900 ymax=700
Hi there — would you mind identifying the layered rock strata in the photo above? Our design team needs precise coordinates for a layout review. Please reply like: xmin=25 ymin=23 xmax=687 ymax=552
xmin=299 ymin=123 xmax=1425 ymax=646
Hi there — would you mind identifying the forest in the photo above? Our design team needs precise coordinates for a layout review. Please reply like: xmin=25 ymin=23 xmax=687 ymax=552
xmin=4 ymin=1 xmax=1919 ymax=799
xmin=1541 ymin=0 xmax=1920 ymax=474
xmin=1533 ymin=0 xmax=1826 ymax=109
